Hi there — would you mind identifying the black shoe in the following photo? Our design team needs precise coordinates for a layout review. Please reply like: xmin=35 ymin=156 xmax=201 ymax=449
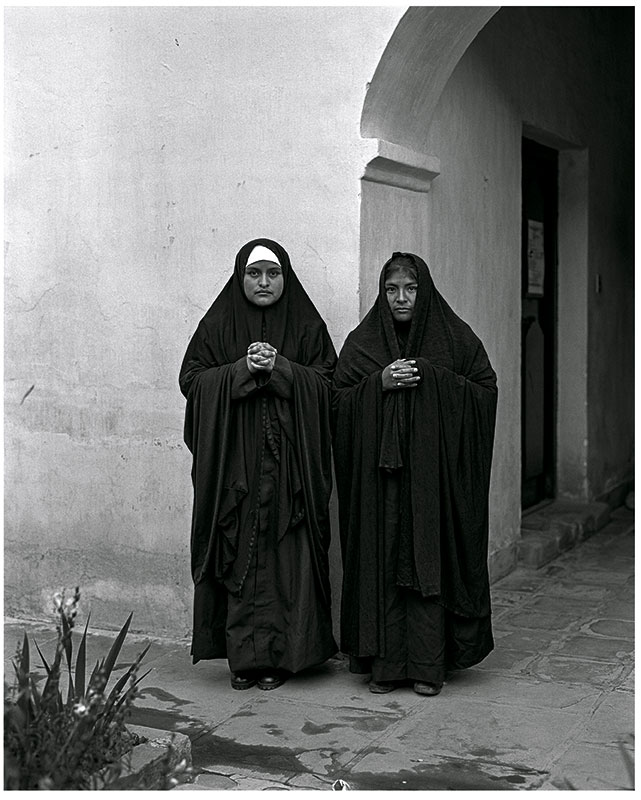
xmin=369 ymin=680 xmax=396 ymax=694
xmin=230 ymin=672 xmax=258 ymax=690
xmin=257 ymin=672 xmax=287 ymax=690
xmin=413 ymin=681 xmax=442 ymax=696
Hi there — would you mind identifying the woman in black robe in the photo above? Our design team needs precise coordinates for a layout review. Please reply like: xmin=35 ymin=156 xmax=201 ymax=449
xmin=180 ymin=238 xmax=337 ymax=690
xmin=332 ymin=252 xmax=497 ymax=696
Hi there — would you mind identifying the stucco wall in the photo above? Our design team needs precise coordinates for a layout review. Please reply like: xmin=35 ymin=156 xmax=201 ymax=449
xmin=4 ymin=6 xmax=404 ymax=635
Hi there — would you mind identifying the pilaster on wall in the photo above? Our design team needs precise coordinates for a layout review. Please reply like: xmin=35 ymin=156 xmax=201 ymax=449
xmin=362 ymin=139 xmax=441 ymax=193
xmin=556 ymin=147 xmax=589 ymax=500
xmin=359 ymin=139 xmax=440 ymax=316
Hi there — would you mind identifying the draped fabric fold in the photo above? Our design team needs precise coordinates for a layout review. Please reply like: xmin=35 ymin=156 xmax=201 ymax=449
xmin=332 ymin=253 xmax=497 ymax=670
xmin=180 ymin=238 xmax=337 ymax=669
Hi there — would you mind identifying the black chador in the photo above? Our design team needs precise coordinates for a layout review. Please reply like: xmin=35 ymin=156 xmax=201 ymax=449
xmin=180 ymin=238 xmax=337 ymax=686
xmin=332 ymin=252 xmax=497 ymax=692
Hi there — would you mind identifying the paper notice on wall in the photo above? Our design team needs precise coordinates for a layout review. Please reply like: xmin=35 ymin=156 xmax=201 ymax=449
xmin=527 ymin=219 xmax=545 ymax=296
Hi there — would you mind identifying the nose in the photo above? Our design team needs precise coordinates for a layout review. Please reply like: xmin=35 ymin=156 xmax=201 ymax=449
xmin=258 ymin=272 xmax=269 ymax=287
xmin=397 ymin=288 xmax=409 ymax=304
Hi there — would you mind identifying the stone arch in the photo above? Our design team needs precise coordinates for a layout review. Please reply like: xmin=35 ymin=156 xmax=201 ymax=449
xmin=361 ymin=6 xmax=499 ymax=150
xmin=357 ymin=6 xmax=500 ymax=315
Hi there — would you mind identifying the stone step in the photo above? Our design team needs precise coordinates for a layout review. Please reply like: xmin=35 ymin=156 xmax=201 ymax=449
xmin=517 ymin=501 xmax=611 ymax=568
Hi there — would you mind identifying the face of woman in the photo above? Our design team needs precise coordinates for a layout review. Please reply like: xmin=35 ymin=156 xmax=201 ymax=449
xmin=243 ymin=261 xmax=284 ymax=306
xmin=385 ymin=267 xmax=418 ymax=322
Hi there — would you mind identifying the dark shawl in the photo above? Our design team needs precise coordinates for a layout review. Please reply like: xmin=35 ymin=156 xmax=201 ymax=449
xmin=180 ymin=238 xmax=337 ymax=606
xmin=332 ymin=252 xmax=497 ymax=657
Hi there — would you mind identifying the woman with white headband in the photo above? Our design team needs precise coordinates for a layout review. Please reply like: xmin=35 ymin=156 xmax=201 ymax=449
xmin=180 ymin=238 xmax=337 ymax=690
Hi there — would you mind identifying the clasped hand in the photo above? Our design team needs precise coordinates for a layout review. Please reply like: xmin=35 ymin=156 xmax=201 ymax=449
xmin=247 ymin=341 xmax=277 ymax=373
xmin=381 ymin=359 xmax=420 ymax=391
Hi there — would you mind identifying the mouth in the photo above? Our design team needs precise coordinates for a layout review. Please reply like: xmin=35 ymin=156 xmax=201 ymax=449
xmin=394 ymin=308 xmax=410 ymax=314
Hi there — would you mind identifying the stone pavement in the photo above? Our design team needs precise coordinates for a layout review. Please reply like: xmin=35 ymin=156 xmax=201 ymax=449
xmin=4 ymin=507 xmax=634 ymax=791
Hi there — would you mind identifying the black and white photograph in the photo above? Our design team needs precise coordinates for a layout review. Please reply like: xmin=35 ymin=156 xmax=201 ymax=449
xmin=4 ymin=3 xmax=634 ymax=791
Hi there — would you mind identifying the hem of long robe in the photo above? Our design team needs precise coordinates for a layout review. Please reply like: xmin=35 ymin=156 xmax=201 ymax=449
xmin=190 ymin=566 xmax=338 ymax=671
xmin=191 ymin=641 xmax=338 ymax=671
xmin=344 ymin=613 xmax=493 ymax=680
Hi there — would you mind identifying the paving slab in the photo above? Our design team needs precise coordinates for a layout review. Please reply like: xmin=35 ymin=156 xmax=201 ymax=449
xmin=489 ymin=588 xmax=531 ymax=609
xmin=568 ymin=567 xmax=631 ymax=586
xmin=349 ymin=697 xmax=580 ymax=778
xmin=341 ymin=748 xmax=548 ymax=791
xmin=599 ymin=595 xmax=636 ymax=621
xmin=576 ymin=690 xmax=635 ymax=745
xmin=544 ymin=742 xmax=634 ymax=791
xmin=619 ymin=667 xmax=635 ymax=693
xmin=555 ymin=633 xmax=633 ymax=662
xmin=527 ymin=654 xmax=628 ymax=688
xmin=533 ymin=579 xmax=611 ymax=603
xmin=447 ymin=669 xmax=601 ymax=714
xmin=581 ymin=617 xmax=634 ymax=639
xmin=472 ymin=646 xmax=539 ymax=674
xmin=491 ymin=570 xmax=543 ymax=593
xmin=499 ymin=609 xmax=583 ymax=632
xmin=493 ymin=627 xmax=562 ymax=652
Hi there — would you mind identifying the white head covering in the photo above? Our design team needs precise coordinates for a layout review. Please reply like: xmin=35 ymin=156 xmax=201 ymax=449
xmin=246 ymin=244 xmax=281 ymax=266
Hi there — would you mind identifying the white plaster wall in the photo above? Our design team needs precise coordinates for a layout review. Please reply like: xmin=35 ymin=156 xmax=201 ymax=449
xmin=4 ymin=6 xmax=404 ymax=635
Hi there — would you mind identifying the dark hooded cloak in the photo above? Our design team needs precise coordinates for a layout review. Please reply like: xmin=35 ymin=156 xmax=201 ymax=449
xmin=180 ymin=238 xmax=337 ymax=668
xmin=332 ymin=252 xmax=497 ymax=670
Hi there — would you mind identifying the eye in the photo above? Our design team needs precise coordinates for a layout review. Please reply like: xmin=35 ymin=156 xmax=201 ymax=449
xmin=269 ymin=270 xmax=281 ymax=278
xmin=385 ymin=286 xmax=396 ymax=294
xmin=407 ymin=285 xmax=417 ymax=293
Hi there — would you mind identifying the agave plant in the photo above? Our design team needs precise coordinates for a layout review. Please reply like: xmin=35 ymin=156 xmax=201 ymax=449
xmin=4 ymin=588 xmax=151 ymax=790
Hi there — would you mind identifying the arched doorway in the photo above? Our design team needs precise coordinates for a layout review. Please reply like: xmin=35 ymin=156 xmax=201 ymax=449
xmin=357 ymin=6 xmax=596 ymax=578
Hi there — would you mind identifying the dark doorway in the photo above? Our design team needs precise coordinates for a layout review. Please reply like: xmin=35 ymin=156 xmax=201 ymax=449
xmin=521 ymin=138 xmax=558 ymax=509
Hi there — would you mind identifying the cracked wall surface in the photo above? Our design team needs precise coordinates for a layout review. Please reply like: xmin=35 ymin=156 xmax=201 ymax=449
xmin=4 ymin=6 xmax=404 ymax=635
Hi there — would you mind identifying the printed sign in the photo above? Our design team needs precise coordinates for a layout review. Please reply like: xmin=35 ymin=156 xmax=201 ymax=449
xmin=527 ymin=219 xmax=545 ymax=296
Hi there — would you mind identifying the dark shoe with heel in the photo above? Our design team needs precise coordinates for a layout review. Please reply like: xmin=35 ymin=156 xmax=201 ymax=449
xmin=413 ymin=681 xmax=442 ymax=696
xmin=257 ymin=672 xmax=288 ymax=690
xmin=369 ymin=680 xmax=396 ymax=694
xmin=230 ymin=672 xmax=258 ymax=690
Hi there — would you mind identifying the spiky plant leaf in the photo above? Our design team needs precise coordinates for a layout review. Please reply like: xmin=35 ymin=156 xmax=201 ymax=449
xmin=33 ymin=640 xmax=51 ymax=676
xmin=14 ymin=634 xmax=31 ymax=719
xmin=74 ymin=615 xmax=90 ymax=702
xmin=106 ymin=642 xmax=150 ymax=703
xmin=114 ymin=668 xmax=152 ymax=711
xmin=88 ymin=658 xmax=103 ymax=690
xmin=101 ymin=612 xmax=133 ymax=683
xmin=18 ymin=631 xmax=29 ymax=678
xmin=66 ymin=672 xmax=75 ymax=708
xmin=29 ymin=676 xmax=42 ymax=713
xmin=40 ymin=641 xmax=64 ymax=712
